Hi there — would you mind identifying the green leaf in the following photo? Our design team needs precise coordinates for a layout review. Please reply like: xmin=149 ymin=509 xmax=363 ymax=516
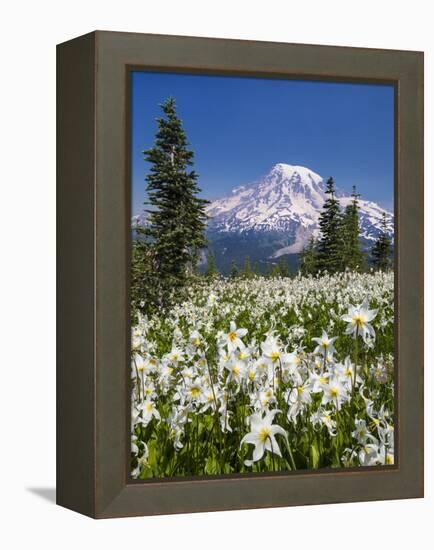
xmin=310 ymin=442 xmax=320 ymax=469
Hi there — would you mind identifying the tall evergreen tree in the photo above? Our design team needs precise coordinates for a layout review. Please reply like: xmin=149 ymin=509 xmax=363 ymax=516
xmin=243 ymin=256 xmax=252 ymax=278
xmin=206 ymin=250 xmax=218 ymax=278
xmin=143 ymin=97 xmax=209 ymax=306
xmin=269 ymin=263 xmax=281 ymax=278
xmin=253 ymin=260 xmax=261 ymax=277
xmin=299 ymin=236 xmax=318 ymax=276
xmin=340 ymin=186 xmax=364 ymax=271
xmin=317 ymin=177 xmax=343 ymax=273
xmin=130 ymin=230 xmax=158 ymax=320
xmin=230 ymin=260 xmax=239 ymax=279
xmin=371 ymin=212 xmax=392 ymax=270
xmin=278 ymin=257 xmax=289 ymax=277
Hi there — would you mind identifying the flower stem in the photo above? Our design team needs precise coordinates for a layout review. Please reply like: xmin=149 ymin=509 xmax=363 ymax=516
xmin=353 ymin=327 xmax=359 ymax=400
xmin=206 ymin=362 xmax=224 ymax=473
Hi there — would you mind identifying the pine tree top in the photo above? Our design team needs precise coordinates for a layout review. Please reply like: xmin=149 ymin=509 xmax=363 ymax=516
xmin=325 ymin=177 xmax=336 ymax=196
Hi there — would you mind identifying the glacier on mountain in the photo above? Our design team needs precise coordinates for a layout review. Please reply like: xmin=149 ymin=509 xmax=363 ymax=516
xmin=206 ymin=163 xmax=393 ymax=255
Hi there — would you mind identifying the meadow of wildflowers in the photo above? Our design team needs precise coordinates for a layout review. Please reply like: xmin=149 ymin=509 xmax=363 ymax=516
xmin=131 ymin=271 xmax=394 ymax=478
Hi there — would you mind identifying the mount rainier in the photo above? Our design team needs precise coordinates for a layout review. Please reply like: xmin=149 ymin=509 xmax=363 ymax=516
xmin=132 ymin=162 xmax=393 ymax=273
xmin=205 ymin=163 xmax=393 ymax=272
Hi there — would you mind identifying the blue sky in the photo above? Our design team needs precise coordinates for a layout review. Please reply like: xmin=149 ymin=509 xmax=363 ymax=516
xmin=131 ymin=71 xmax=394 ymax=216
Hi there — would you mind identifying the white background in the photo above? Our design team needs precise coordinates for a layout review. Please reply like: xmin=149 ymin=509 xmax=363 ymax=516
xmin=1 ymin=0 xmax=432 ymax=547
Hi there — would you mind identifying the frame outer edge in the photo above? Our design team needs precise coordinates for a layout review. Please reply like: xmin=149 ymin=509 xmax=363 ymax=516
xmin=56 ymin=31 xmax=97 ymax=518
xmin=88 ymin=32 xmax=423 ymax=518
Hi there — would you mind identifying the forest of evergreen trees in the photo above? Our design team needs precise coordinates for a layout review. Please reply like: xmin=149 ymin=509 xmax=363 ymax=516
xmin=131 ymin=97 xmax=393 ymax=317
xmin=299 ymin=178 xmax=392 ymax=276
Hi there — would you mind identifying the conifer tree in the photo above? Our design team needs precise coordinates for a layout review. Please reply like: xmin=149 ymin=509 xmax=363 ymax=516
xmin=243 ymin=256 xmax=252 ymax=279
xmin=143 ymin=97 xmax=209 ymax=306
xmin=253 ymin=260 xmax=261 ymax=277
xmin=278 ymin=257 xmax=289 ymax=277
xmin=340 ymin=186 xmax=364 ymax=271
xmin=270 ymin=263 xmax=281 ymax=278
xmin=206 ymin=251 xmax=218 ymax=278
xmin=130 ymin=231 xmax=157 ymax=319
xmin=230 ymin=260 xmax=239 ymax=279
xmin=317 ymin=177 xmax=343 ymax=273
xmin=371 ymin=212 xmax=392 ymax=270
xmin=299 ymin=236 xmax=318 ymax=276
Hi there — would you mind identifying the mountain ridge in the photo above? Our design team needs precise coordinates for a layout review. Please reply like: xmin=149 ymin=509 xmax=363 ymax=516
xmin=206 ymin=163 xmax=393 ymax=254
xmin=132 ymin=162 xmax=393 ymax=272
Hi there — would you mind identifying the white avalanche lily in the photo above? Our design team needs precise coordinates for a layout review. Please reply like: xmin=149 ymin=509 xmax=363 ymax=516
xmin=138 ymin=398 xmax=161 ymax=426
xmin=131 ymin=443 xmax=149 ymax=478
xmin=261 ymin=334 xmax=283 ymax=363
xmin=322 ymin=376 xmax=349 ymax=411
xmin=312 ymin=330 xmax=337 ymax=357
xmin=358 ymin=444 xmax=379 ymax=466
xmin=336 ymin=356 xmax=362 ymax=390
xmin=225 ymin=321 xmax=248 ymax=352
xmin=286 ymin=383 xmax=312 ymax=421
xmin=241 ymin=409 xmax=288 ymax=466
xmin=341 ymin=300 xmax=378 ymax=344
xmin=351 ymin=418 xmax=376 ymax=445
xmin=225 ymin=359 xmax=246 ymax=385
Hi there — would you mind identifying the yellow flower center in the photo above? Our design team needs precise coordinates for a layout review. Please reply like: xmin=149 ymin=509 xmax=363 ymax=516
xmin=248 ymin=370 xmax=255 ymax=381
xmin=385 ymin=454 xmax=394 ymax=465
xmin=297 ymin=386 xmax=304 ymax=395
xmin=193 ymin=338 xmax=201 ymax=346
xmin=352 ymin=314 xmax=365 ymax=327
xmin=330 ymin=387 xmax=339 ymax=398
xmin=258 ymin=427 xmax=271 ymax=442
xmin=228 ymin=331 xmax=237 ymax=342
xmin=319 ymin=376 xmax=327 ymax=385
xmin=270 ymin=351 xmax=280 ymax=362
xmin=189 ymin=387 xmax=200 ymax=398
xmin=232 ymin=365 xmax=240 ymax=375
xmin=145 ymin=403 xmax=153 ymax=413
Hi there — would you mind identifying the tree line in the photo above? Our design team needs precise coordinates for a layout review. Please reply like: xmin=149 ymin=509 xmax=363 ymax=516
xmin=206 ymin=253 xmax=292 ymax=280
xmin=299 ymin=177 xmax=392 ymax=276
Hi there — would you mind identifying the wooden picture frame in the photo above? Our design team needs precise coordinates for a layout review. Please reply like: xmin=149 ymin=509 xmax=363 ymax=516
xmin=57 ymin=31 xmax=423 ymax=518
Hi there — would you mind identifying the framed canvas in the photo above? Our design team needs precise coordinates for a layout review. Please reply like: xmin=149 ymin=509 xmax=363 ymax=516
xmin=57 ymin=31 xmax=424 ymax=518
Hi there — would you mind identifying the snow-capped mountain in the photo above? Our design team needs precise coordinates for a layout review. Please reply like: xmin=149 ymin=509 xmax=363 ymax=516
xmin=131 ymin=212 xmax=147 ymax=228
xmin=132 ymin=163 xmax=393 ymax=273
xmin=206 ymin=163 xmax=393 ymax=258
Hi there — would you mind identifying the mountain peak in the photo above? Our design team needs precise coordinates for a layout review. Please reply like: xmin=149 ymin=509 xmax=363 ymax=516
xmin=269 ymin=163 xmax=323 ymax=183
xmin=206 ymin=162 xmax=393 ymax=252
